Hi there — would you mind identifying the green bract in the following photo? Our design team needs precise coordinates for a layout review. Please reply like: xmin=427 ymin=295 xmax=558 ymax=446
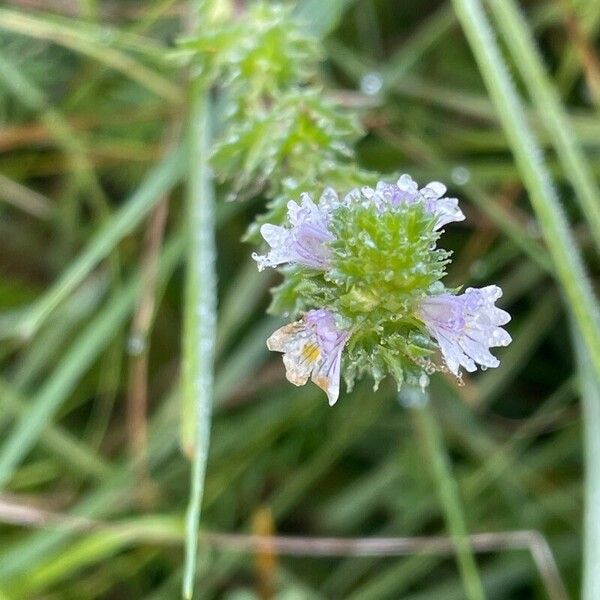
xmin=212 ymin=89 xmax=362 ymax=200
xmin=329 ymin=202 xmax=449 ymax=318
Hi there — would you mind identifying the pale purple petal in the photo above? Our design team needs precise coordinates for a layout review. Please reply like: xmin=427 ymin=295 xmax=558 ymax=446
xmin=355 ymin=175 xmax=465 ymax=230
xmin=267 ymin=309 xmax=349 ymax=405
xmin=418 ymin=285 xmax=512 ymax=376
xmin=253 ymin=192 xmax=336 ymax=271
xmin=424 ymin=196 xmax=465 ymax=230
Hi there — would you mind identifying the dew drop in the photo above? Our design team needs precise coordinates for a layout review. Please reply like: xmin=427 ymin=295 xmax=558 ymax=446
xmin=283 ymin=177 xmax=298 ymax=189
xmin=127 ymin=335 xmax=146 ymax=356
xmin=398 ymin=385 xmax=429 ymax=408
xmin=451 ymin=165 xmax=471 ymax=186
xmin=360 ymin=72 xmax=383 ymax=96
xmin=358 ymin=231 xmax=376 ymax=248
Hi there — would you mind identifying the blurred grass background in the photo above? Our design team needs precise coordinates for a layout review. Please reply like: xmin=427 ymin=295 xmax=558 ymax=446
xmin=0 ymin=0 xmax=599 ymax=598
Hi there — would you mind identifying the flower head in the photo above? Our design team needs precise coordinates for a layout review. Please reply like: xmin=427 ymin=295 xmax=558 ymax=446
xmin=256 ymin=175 xmax=510 ymax=402
xmin=252 ymin=189 xmax=338 ymax=271
xmin=267 ymin=309 xmax=349 ymax=405
xmin=360 ymin=174 xmax=465 ymax=230
xmin=418 ymin=285 xmax=511 ymax=376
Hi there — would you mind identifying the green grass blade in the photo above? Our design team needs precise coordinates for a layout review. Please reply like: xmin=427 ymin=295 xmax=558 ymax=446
xmin=0 ymin=378 xmax=112 ymax=480
xmin=0 ymin=387 xmax=182 ymax=583
xmin=0 ymin=49 xmax=111 ymax=224
xmin=555 ymin=0 xmax=600 ymax=98
xmin=451 ymin=0 xmax=600 ymax=379
xmin=488 ymin=0 xmax=600 ymax=251
xmin=381 ymin=3 xmax=456 ymax=86
xmin=9 ymin=148 xmax=183 ymax=339
xmin=411 ymin=399 xmax=486 ymax=600
xmin=181 ymin=75 xmax=217 ymax=599
xmin=0 ymin=235 xmax=184 ymax=490
xmin=574 ymin=327 xmax=600 ymax=600
xmin=0 ymin=8 xmax=181 ymax=102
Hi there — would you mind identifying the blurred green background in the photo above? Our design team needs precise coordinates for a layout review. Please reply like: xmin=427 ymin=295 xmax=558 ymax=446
xmin=0 ymin=0 xmax=598 ymax=598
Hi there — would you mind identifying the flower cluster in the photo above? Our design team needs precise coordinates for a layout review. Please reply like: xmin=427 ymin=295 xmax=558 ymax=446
xmin=254 ymin=175 xmax=512 ymax=404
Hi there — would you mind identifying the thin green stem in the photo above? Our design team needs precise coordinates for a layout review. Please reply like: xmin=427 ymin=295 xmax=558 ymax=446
xmin=574 ymin=327 xmax=600 ymax=600
xmin=488 ymin=0 xmax=600 ymax=251
xmin=412 ymin=399 xmax=486 ymax=600
xmin=181 ymin=66 xmax=217 ymax=600
xmin=451 ymin=0 xmax=600 ymax=382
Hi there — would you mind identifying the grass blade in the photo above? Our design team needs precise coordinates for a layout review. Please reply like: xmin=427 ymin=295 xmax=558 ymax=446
xmin=6 ymin=148 xmax=183 ymax=339
xmin=181 ymin=67 xmax=217 ymax=600
xmin=0 ymin=8 xmax=181 ymax=102
xmin=295 ymin=0 xmax=359 ymax=38
xmin=451 ymin=0 xmax=600 ymax=380
xmin=0 ymin=378 xmax=112 ymax=480
xmin=411 ymin=399 xmax=486 ymax=600
xmin=488 ymin=0 xmax=600 ymax=251
xmin=0 ymin=235 xmax=184 ymax=490
xmin=574 ymin=327 xmax=600 ymax=600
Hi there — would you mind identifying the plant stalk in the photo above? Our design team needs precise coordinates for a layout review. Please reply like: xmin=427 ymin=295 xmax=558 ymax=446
xmin=574 ymin=328 xmax=600 ymax=600
xmin=181 ymin=69 xmax=217 ymax=600
xmin=412 ymin=399 xmax=486 ymax=600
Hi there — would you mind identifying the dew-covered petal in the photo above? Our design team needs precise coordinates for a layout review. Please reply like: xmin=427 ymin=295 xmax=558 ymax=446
xmin=418 ymin=286 xmax=512 ymax=376
xmin=421 ymin=180 xmax=447 ymax=198
xmin=252 ymin=224 xmax=293 ymax=271
xmin=358 ymin=175 xmax=465 ymax=230
xmin=253 ymin=192 xmax=335 ymax=271
xmin=266 ymin=309 xmax=349 ymax=405
xmin=319 ymin=187 xmax=341 ymax=213
xmin=427 ymin=196 xmax=465 ymax=229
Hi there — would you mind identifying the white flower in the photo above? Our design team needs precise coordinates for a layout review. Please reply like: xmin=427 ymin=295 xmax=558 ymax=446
xmin=252 ymin=189 xmax=339 ymax=271
xmin=267 ymin=309 xmax=349 ymax=405
xmin=418 ymin=285 xmax=511 ymax=376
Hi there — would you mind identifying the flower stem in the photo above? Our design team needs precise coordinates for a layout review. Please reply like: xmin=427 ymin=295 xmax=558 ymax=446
xmin=181 ymin=75 xmax=217 ymax=600
xmin=412 ymin=399 xmax=486 ymax=600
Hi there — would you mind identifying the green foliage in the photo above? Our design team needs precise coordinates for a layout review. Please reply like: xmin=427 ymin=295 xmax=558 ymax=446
xmin=0 ymin=0 xmax=597 ymax=599
xmin=179 ymin=3 xmax=319 ymax=111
